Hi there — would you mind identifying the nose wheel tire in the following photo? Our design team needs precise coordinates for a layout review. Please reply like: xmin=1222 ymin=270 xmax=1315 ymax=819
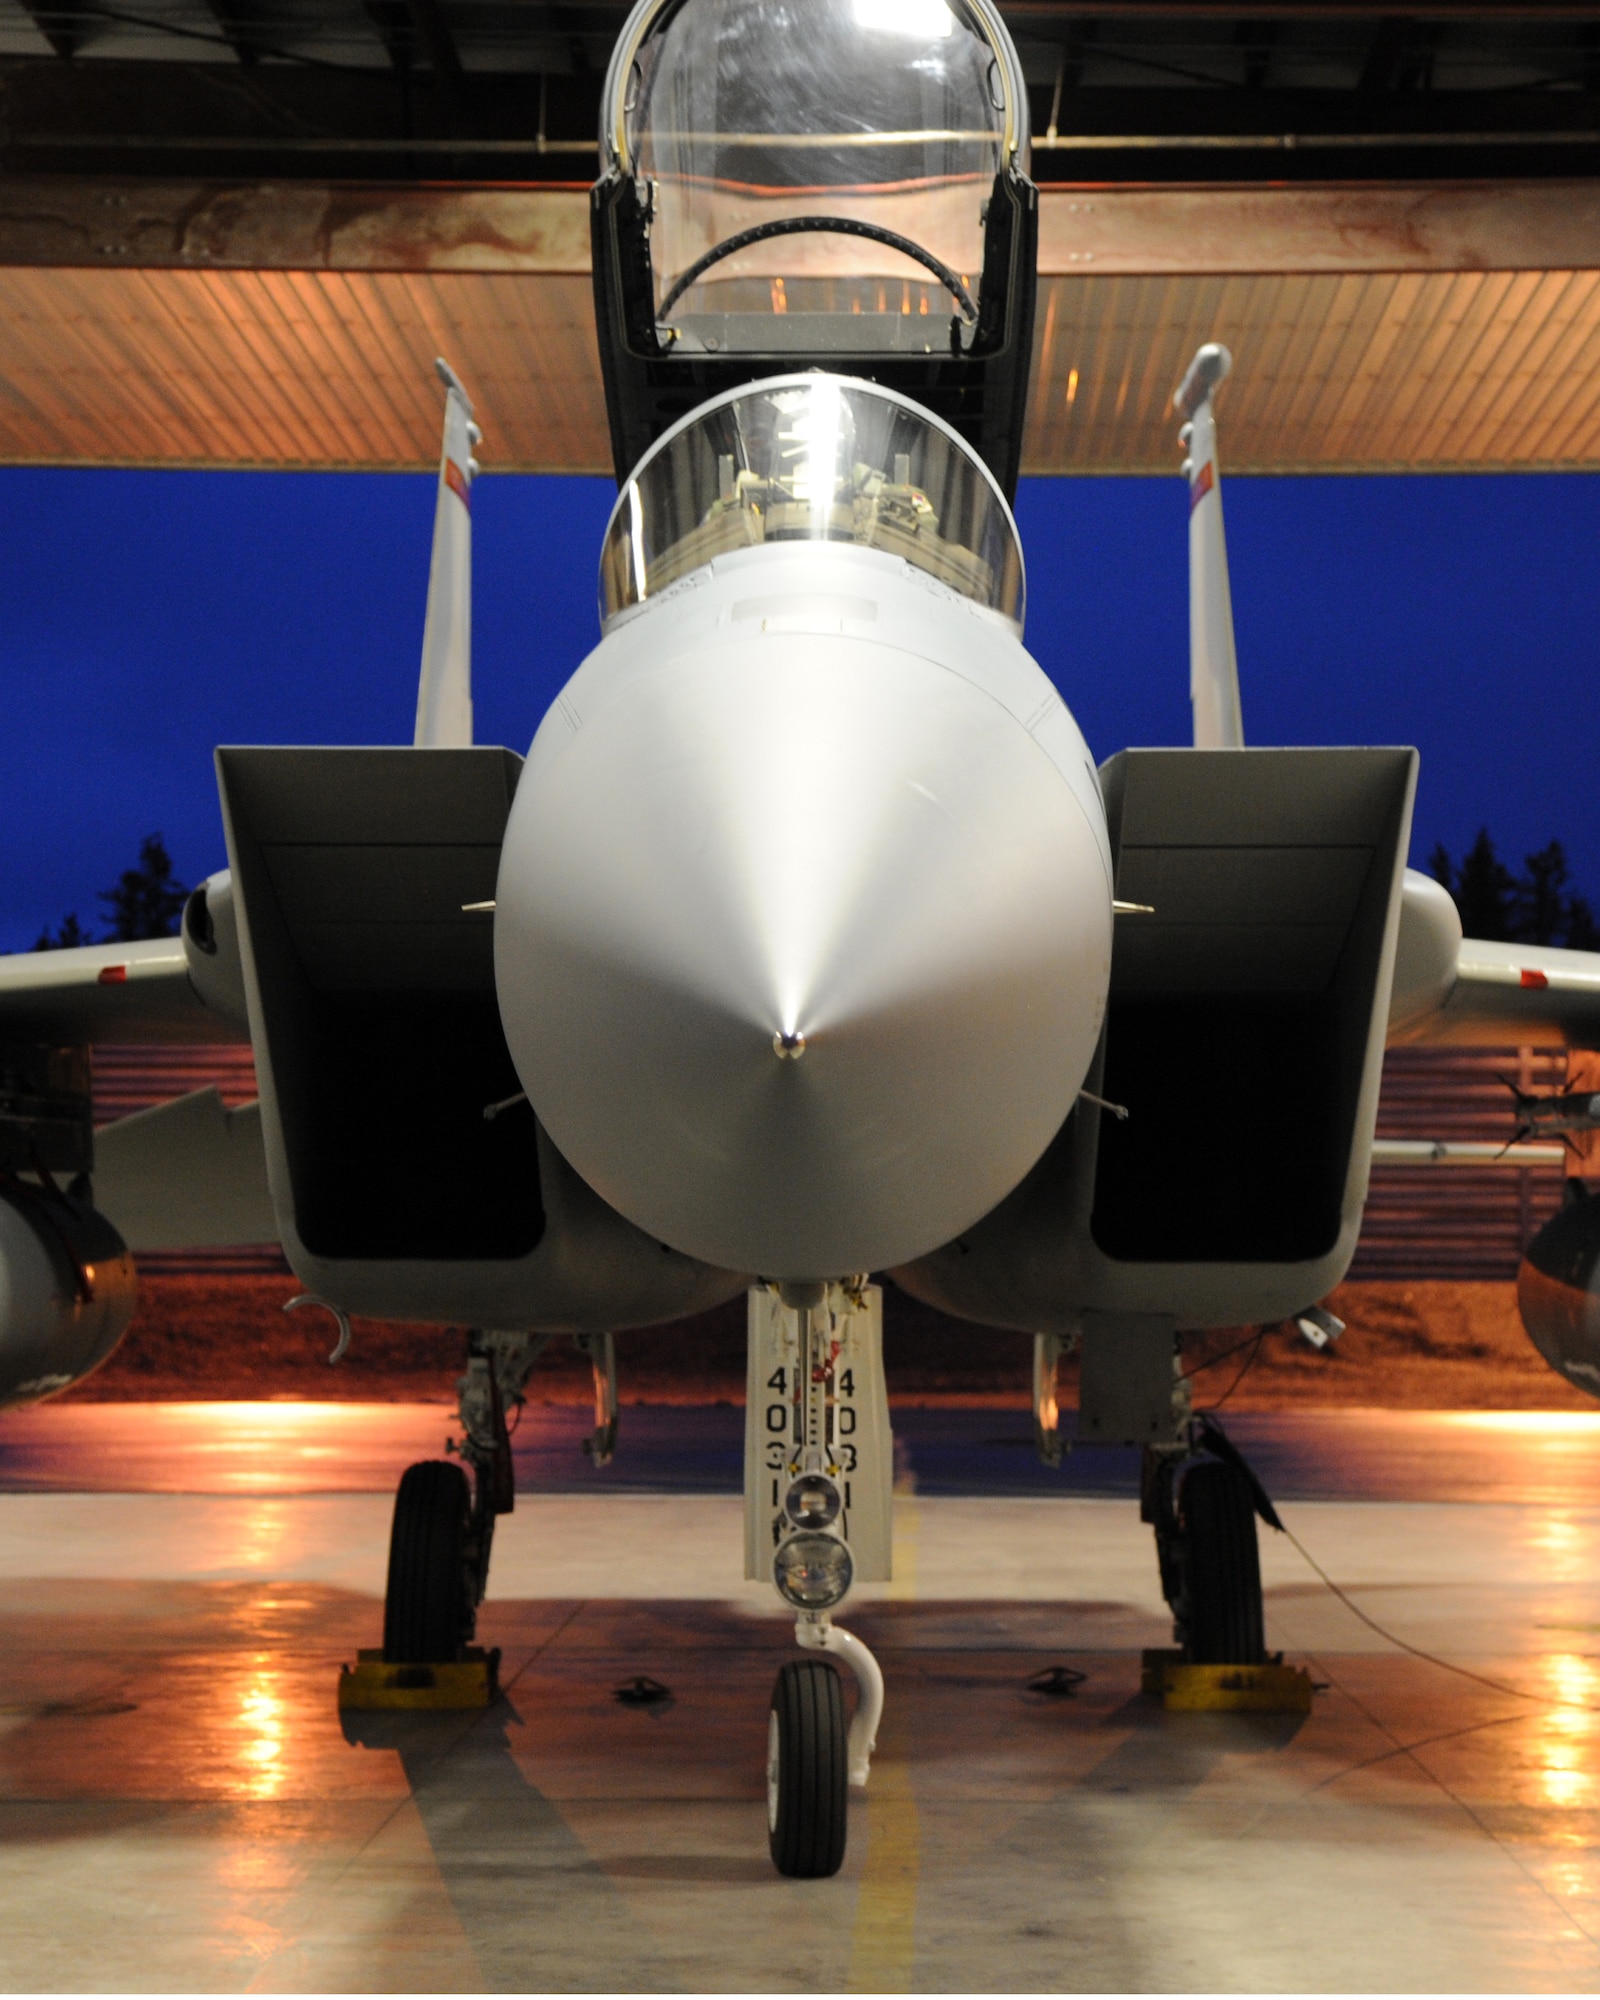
xmin=767 ymin=1657 xmax=849 ymax=1878
xmin=383 ymin=1459 xmax=473 ymax=1663
xmin=1178 ymin=1458 xmax=1265 ymax=1665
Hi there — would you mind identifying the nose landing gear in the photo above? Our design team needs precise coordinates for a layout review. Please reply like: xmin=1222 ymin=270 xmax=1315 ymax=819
xmin=767 ymin=1656 xmax=847 ymax=1878
xmin=766 ymin=1613 xmax=887 ymax=1878
xmin=747 ymin=1280 xmax=893 ymax=1877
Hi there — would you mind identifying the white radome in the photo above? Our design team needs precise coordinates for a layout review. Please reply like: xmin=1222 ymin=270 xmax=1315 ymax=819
xmin=496 ymin=378 xmax=1112 ymax=1281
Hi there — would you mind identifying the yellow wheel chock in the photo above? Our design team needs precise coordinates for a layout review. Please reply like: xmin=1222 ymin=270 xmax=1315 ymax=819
xmin=338 ymin=1645 xmax=501 ymax=1711
xmin=1141 ymin=1648 xmax=1314 ymax=1713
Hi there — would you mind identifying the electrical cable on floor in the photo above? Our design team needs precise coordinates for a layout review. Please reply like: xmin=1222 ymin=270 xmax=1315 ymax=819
xmin=1281 ymin=1514 xmax=1600 ymax=1717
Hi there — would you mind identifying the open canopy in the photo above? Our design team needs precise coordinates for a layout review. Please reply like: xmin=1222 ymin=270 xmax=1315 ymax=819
xmin=604 ymin=0 xmax=1027 ymax=356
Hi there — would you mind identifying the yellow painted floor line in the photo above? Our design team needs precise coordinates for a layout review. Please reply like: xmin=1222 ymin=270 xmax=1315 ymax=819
xmin=848 ymin=1484 xmax=921 ymax=1993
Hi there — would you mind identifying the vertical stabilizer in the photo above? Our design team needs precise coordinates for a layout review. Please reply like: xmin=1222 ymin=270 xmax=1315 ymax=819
xmin=1173 ymin=344 xmax=1243 ymax=750
xmin=414 ymin=358 xmax=482 ymax=748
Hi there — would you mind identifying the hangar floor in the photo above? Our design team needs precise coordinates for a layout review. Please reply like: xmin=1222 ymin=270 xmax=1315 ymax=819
xmin=0 ymin=1408 xmax=1598 ymax=1992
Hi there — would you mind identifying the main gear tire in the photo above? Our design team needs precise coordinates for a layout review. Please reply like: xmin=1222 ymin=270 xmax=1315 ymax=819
xmin=383 ymin=1459 xmax=473 ymax=1663
xmin=767 ymin=1657 xmax=848 ymax=1878
xmin=1179 ymin=1458 xmax=1265 ymax=1665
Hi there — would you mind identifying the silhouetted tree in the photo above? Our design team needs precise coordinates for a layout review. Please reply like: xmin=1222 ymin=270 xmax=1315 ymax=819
xmin=1515 ymin=840 xmax=1574 ymax=945
xmin=1434 ymin=828 xmax=1517 ymax=941
xmin=1432 ymin=830 xmax=1600 ymax=948
xmin=34 ymin=834 xmax=191 ymax=951
xmin=100 ymin=834 xmax=188 ymax=942
xmin=32 ymin=912 xmax=94 ymax=952
xmin=1567 ymin=893 xmax=1600 ymax=952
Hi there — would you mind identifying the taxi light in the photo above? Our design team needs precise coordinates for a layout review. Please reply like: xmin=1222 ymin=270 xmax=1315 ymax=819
xmin=784 ymin=1473 xmax=843 ymax=1531
xmin=774 ymin=1532 xmax=853 ymax=1611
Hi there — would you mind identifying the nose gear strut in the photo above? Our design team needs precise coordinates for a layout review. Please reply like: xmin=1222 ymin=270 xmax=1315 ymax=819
xmin=747 ymin=1279 xmax=892 ymax=1877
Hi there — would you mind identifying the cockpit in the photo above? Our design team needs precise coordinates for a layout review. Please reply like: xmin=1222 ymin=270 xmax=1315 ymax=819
xmin=598 ymin=373 xmax=1025 ymax=626
xmin=602 ymin=0 xmax=1027 ymax=357
xmin=591 ymin=0 xmax=1038 ymax=501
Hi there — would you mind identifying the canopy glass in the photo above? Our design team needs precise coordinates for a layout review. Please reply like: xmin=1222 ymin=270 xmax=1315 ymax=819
xmin=599 ymin=375 xmax=1025 ymax=623
xmin=603 ymin=0 xmax=1026 ymax=355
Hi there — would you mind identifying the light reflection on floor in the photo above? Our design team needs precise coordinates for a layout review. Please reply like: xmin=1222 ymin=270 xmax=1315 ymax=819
xmin=235 ymin=1657 xmax=289 ymax=1802
xmin=5 ymin=1401 xmax=1600 ymax=1502
xmin=0 ymin=1405 xmax=1598 ymax=1984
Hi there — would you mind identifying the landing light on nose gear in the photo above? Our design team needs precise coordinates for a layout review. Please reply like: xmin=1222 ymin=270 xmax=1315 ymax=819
xmin=748 ymin=1280 xmax=892 ymax=1877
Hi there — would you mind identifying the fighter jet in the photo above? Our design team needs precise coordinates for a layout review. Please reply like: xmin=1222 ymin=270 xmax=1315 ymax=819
xmin=6 ymin=0 xmax=1600 ymax=1882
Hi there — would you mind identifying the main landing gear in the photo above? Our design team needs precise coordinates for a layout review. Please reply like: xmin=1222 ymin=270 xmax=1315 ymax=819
xmin=748 ymin=1281 xmax=891 ymax=1878
xmin=1144 ymin=1414 xmax=1281 ymax=1664
xmin=384 ymin=1459 xmax=475 ymax=1662
xmin=1042 ymin=1320 xmax=1282 ymax=1668
xmin=381 ymin=1329 xmax=620 ymax=1664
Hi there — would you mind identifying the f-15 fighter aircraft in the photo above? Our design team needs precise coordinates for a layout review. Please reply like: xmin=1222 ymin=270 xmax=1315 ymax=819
xmin=7 ymin=0 xmax=1600 ymax=1882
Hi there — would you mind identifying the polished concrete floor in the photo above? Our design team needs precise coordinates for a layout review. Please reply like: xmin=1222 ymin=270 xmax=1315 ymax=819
xmin=1 ymin=1411 xmax=1600 ymax=1989
xmin=8 ymin=1400 xmax=1600 ymax=1501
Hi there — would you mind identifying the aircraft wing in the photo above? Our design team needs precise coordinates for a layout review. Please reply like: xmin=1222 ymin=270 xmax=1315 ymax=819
xmin=0 ymin=936 xmax=240 ymax=1044
xmin=1395 ymin=936 xmax=1600 ymax=1048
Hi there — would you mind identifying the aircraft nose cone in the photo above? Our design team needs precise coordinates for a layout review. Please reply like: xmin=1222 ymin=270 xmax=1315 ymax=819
xmin=496 ymin=637 xmax=1111 ymax=1278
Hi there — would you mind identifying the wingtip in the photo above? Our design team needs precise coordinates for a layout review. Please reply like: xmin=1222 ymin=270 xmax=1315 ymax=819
xmin=434 ymin=355 xmax=474 ymax=414
xmin=1173 ymin=342 xmax=1234 ymax=419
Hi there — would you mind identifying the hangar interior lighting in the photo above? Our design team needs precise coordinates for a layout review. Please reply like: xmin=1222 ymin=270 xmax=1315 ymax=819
xmin=853 ymin=0 xmax=952 ymax=41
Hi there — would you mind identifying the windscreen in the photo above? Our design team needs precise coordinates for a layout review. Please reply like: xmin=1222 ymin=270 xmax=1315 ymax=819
xmin=599 ymin=376 xmax=1024 ymax=623
xmin=616 ymin=0 xmax=1020 ymax=351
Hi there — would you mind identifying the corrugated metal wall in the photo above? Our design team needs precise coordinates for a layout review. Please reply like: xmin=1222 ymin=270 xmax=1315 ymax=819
xmin=1355 ymin=1046 xmax=1569 ymax=1280
xmin=89 ymin=1041 xmax=1571 ymax=1284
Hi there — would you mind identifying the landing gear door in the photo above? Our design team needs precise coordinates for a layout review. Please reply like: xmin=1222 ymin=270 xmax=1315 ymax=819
xmin=744 ymin=1284 xmax=893 ymax=1583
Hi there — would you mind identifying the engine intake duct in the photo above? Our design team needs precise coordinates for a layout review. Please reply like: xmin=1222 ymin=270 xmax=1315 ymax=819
xmin=892 ymin=745 xmax=1417 ymax=1334
xmin=216 ymin=746 xmax=541 ymax=1276
xmin=215 ymin=746 xmax=744 ymax=1332
xmin=1092 ymin=746 xmax=1416 ymax=1268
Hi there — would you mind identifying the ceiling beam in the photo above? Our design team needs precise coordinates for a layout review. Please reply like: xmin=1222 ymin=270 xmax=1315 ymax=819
xmin=363 ymin=1 xmax=414 ymax=69
xmin=0 ymin=176 xmax=1596 ymax=278
xmin=1236 ymin=18 xmax=1280 ymax=87
xmin=202 ymin=0 xmax=268 ymax=66
xmin=405 ymin=0 xmax=462 ymax=77
xmin=16 ymin=2 xmax=79 ymax=59
xmin=1358 ymin=17 xmax=1439 ymax=92
xmin=0 ymin=57 xmax=603 ymax=179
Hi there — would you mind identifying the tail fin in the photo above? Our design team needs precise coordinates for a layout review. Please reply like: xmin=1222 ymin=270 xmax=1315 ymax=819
xmin=1174 ymin=343 xmax=1243 ymax=750
xmin=413 ymin=358 xmax=482 ymax=749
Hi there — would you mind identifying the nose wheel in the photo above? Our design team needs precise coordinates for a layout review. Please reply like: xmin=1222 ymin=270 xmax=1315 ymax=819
xmin=767 ymin=1657 xmax=849 ymax=1879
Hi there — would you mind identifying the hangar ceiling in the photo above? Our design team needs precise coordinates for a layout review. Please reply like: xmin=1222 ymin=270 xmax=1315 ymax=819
xmin=0 ymin=2 xmax=1598 ymax=474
